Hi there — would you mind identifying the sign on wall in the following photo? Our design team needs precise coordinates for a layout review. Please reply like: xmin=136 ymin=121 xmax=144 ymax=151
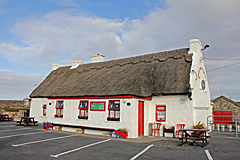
xmin=23 ymin=98 xmax=30 ymax=107
xmin=90 ymin=101 xmax=106 ymax=111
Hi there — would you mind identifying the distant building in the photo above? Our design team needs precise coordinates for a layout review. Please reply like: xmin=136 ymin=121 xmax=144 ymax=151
xmin=212 ymin=95 xmax=240 ymax=117
xmin=29 ymin=39 xmax=211 ymax=138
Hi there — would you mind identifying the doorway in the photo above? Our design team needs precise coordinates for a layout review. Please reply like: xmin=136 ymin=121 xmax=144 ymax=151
xmin=138 ymin=101 xmax=144 ymax=136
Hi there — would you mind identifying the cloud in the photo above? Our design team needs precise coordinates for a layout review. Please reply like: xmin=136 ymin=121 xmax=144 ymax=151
xmin=0 ymin=10 xmax=125 ymax=63
xmin=0 ymin=69 xmax=45 ymax=100
xmin=0 ymin=0 xmax=240 ymax=100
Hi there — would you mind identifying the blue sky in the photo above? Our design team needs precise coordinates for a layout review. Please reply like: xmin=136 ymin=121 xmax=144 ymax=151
xmin=0 ymin=0 xmax=240 ymax=100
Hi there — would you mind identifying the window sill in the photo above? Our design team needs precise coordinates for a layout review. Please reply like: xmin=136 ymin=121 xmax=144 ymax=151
xmin=78 ymin=116 xmax=88 ymax=120
xmin=54 ymin=115 xmax=63 ymax=118
xmin=107 ymin=117 xmax=120 ymax=121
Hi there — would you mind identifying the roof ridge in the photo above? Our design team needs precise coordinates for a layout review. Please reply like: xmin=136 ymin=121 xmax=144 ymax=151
xmin=65 ymin=48 xmax=190 ymax=74
xmin=213 ymin=95 xmax=240 ymax=107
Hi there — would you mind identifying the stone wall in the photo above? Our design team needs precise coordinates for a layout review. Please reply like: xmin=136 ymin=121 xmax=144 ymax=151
xmin=212 ymin=96 xmax=240 ymax=117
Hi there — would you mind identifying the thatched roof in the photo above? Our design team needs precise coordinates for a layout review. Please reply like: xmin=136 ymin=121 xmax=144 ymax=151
xmin=30 ymin=48 xmax=192 ymax=98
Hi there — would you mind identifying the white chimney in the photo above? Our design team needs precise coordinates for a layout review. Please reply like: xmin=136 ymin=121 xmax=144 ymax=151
xmin=189 ymin=38 xmax=202 ymax=53
xmin=91 ymin=54 xmax=105 ymax=63
xmin=52 ymin=64 xmax=63 ymax=71
xmin=70 ymin=60 xmax=84 ymax=69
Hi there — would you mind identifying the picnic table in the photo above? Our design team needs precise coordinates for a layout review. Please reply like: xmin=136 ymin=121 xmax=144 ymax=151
xmin=178 ymin=129 xmax=210 ymax=147
xmin=0 ymin=114 xmax=12 ymax=121
xmin=16 ymin=117 xmax=38 ymax=126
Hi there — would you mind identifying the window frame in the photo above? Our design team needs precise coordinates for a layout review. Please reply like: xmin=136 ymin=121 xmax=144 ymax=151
xmin=55 ymin=101 xmax=64 ymax=118
xmin=42 ymin=104 xmax=47 ymax=116
xmin=78 ymin=101 xmax=89 ymax=119
xmin=107 ymin=100 xmax=120 ymax=121
xmin=155 ymin=105 xmax=166 ymax=122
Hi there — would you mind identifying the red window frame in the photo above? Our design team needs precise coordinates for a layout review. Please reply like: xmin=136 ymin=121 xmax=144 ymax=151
xmin=42 ymin=104 xmax=47 ymax=116
xmin=55 ymin=101 xmax=64 ymax=117
xmin=108 ymin=100 xmax=120 ymax=119
xmin=78 ymin=101 xmax=89 ymax=118
xmin=90 ymin=101 xmax=106 ymax=111
xmin=156 ymin=105 xmax=166 ymax=122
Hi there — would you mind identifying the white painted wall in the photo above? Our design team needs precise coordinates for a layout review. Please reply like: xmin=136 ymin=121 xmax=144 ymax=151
xmin=144 ymin=95 xmax=194 ymax=137
xmin=188 ymin=38 xmax=212 ymax=125
xmin=30 ymin=98 xmax=139 ymax=138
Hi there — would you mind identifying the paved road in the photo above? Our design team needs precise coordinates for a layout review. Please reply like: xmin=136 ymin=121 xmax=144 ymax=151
xmin=0 ymin=122 xmax=239 ymax=160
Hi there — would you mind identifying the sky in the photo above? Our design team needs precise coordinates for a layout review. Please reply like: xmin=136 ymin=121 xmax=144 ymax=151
xmin=0 ymin=0 xmax=240 ymax=101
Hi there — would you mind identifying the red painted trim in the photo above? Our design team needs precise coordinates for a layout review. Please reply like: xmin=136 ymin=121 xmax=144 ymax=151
xmin=55 ymin=101 xmax=64 ymax=115
xmin=90 ymin=101 xmax=106 ymax=111
xmin=42 ymin=104 xmax=47 ymax=116
xmin=48 ymin=95 xmax=152 ymax=101
xmin=78 ymin=101 xmax=89 ymax=110
xmin=155 ymin=105 xmax=166 ymax=122
xmin=108 ymin=100 xmax=120 ymax=118
xmin=108 ymin=100 xmax=120 ymax=111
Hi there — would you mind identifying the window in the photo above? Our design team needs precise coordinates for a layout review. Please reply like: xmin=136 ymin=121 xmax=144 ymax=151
xmin=55 ymin=101 xmax=64 ymax=118
xmin=156 ymin=105 xmax=166 ymax=122
xmin=78 ymin=101 xmax=89 ymax=119
xmin=42 ymin=105 xmax=47 ymax=116
xmin=107 ymin=100 xmax=120 ymax=121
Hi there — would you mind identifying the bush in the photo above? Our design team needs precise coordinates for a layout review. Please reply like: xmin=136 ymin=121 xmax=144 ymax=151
xmin=192 ymin=121 xmax=206 ymax=129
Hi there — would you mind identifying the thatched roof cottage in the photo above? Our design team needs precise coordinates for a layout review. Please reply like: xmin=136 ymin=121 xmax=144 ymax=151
xmin=29 ymin=38 xmax=211 ymax=138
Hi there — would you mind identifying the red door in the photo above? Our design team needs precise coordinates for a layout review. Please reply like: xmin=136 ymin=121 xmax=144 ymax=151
xmin=138 ymin=101 xmax=144 ymax=136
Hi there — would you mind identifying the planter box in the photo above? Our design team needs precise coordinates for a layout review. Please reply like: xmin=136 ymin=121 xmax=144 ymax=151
xmin=78 ymin=116 xmax=88 ymax=119
xmin=54 ymin=114 xmax=63 ymax=118
xmin=107 ymin=117 xmax=120 ymax=121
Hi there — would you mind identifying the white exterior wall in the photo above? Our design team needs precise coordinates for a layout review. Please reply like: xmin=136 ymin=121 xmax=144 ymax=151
xmin=30 ymin=98 xmax=140 ymax=138
xmin=30 ymin=95 xmax=195 ymax=138
xmin=144 ymin=95 xmax=194 ymax=137
xmin=188 ymin=39 xmax=212 ymax=125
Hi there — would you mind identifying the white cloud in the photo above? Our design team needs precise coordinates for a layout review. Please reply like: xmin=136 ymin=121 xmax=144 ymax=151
xmin=0 ymin=0 xmax=240 ymax=100
xmin=0 ymin=10 xmax=125 ymax=62
xmin=0 ymin=69 xmax=45 ymax=100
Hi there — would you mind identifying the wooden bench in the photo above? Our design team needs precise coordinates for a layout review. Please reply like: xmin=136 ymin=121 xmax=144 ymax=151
xmin=180 ymin=137 xmax=209 ymax=147
xmin=163 ymin=126 xmax=175 ymax=138
xmin=16 ymin=121 xmax=24 ymax=126
xmin=0 ymin=115 xmax=12 ymax=121
xmin=16 ymin=117 xmax=38 ymax=126
xmin=25 ymin=121 xmax=38 ymax=126
xmin=178 ymin=129 xmax=210 ymax=147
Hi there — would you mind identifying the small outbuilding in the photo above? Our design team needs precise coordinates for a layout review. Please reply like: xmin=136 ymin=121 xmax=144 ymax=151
xmin=29 ymin=38 xmax=211 ymax=138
